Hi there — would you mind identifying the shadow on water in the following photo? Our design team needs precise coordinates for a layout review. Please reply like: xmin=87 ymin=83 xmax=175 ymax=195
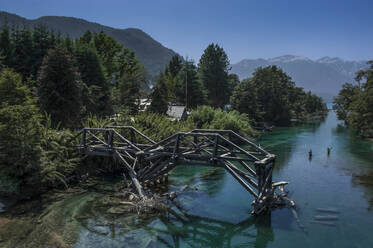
xmin=75 ymin=197 xmax=276 ymax=248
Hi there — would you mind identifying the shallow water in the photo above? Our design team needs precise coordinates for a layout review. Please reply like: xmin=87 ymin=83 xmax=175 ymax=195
xmin=2 ymin=111 xmax=373 ymax=248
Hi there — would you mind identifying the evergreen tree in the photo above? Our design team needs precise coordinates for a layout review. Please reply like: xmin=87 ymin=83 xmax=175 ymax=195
xmin=0 ymin=25 xmax=13 ymax=67
xmin=148 ymin=72 xmax=169 ymax=114
xmin=80 ymin=30 xmax=93 ymax=44
xmin=37 ymin=47 xmax=83 ymax=128
xmin=93 ymin=31 xmax=122 ymax=80
xmin=230 ymin=66 xmax=325 ymax=125
xmin=165 ymin=55 xmax=183 ymax=78
xmin=11 ymin=26 xmax=34 ymax=80
xmin=74 ymin=42 xmax=112 ymax=116
xmin=174 ymin=60 xmax=207 ymax=108
xmin=32 ymin=24 xmax=52 ymax=78
xmin=198 ymin=43 xmax=230 ymax=108
xmin=227 ymin=74 xmax=240 ymax=101
xmin=116 ymin=48 xmax=145 ymax=114
xmin=0 ymin=69 xmax=42 ymax=187
xmin=250 ymin=66 xmax=294 ymax=125
xmin=230 ymin=78 xmax=259 ymax=121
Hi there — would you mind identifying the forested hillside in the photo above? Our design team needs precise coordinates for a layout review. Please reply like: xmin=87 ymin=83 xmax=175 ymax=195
xmin=0 ymin=11 xmax=177 ymax=76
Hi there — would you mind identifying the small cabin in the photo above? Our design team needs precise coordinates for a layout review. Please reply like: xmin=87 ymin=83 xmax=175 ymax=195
xmin=167 ymin=105 xmax=187 ymax=121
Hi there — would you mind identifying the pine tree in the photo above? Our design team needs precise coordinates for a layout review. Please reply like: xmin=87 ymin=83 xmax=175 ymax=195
xmin=37 ymin=47 xmax=83 ymax=128
xmin=148 ymin=72 xmax=169 ymax=114
xmin=174 ymin=60 xmax=206 ymax=108
xmin=93 ymin=31 xmax=122 ymax=80
xmin=11 ymin=26 xmax=34 ymax=80
xmin=0 ymin=25 xmax=13 ymax=68
xmin=116 ymin=49 xmax=145 ymax=114
xmin=165 ymin=55 xmax=183 ymax=78
xmin=32 ymin=24 xmax=52 ymax=78
xmin=198 ymin=43 xmax=230 ymax=108
xmin=74 ymin=42 xmax=112 ymax=116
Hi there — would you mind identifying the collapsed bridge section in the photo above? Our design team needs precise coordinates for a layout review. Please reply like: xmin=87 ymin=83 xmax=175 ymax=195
xmin=74 ymin=126 xmax=292 ymax=215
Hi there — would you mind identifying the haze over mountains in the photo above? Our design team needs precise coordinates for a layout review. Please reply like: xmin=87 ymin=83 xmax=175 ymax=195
xmin=0 ymin=11 xmax=368 ymax=101
xmin=0 ymin=11 xmax=177 ymax=76
xmin=231 ymin=55 xmax=367 ymax=101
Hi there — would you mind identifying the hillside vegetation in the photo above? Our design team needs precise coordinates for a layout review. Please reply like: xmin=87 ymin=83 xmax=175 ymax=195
xmin=0 ymin=11 xmax=177 ymax=76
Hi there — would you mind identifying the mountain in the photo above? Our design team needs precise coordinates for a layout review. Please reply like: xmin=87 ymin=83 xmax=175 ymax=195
xmin=0 ymin=11 xmax=177 ymax=76
xmin=231 ymin=55 xmax=367 ymax=101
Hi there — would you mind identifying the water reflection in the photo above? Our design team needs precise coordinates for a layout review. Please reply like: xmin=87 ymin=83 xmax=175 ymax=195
xmin=257 ymin=120 xmax=324 ymax=173
xmin=77 ymin=202 xmax=275 ymax=248
xmin=149 ymin=205 xmax=274 ymax=248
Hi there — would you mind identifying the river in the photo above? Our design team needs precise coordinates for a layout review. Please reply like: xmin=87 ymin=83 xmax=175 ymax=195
xmin=1 ymin=111 xmax=373 ymax=248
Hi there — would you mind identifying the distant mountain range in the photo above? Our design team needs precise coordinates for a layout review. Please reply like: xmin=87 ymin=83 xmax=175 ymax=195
xmin=0 ymin=11 xmax=368 ymax=101
xmin=0 ymin=11 xmax=177 ymax=76
xmin=231 ymin=55 xmax=367 ymax=101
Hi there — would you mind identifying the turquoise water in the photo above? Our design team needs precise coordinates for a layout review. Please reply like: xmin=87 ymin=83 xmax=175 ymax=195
xmin=72 ymin=111 xmax=373 ymax=247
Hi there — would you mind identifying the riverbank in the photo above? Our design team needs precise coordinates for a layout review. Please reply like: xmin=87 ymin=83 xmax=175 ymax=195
xmin=2 ymin=111 xmax=373 ymax=247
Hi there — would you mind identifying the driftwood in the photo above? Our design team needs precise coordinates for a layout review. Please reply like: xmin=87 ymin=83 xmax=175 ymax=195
xmin=74 ymin=127 xmax=294 ymax=215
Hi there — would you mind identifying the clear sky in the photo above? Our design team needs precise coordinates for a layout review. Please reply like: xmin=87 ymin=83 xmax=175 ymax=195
xmin=1 ymin=0 xmax=372 ymax=63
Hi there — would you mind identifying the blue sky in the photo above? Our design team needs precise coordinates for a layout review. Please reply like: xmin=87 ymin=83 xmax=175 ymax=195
xmin=1 ymin=0 xmax=372 ymax=63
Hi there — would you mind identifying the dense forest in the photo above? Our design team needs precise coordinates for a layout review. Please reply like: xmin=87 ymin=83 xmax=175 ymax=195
xmin=0 ymin=24 xmax=326 ymax=197
xmin=333 ymin=61 xmax=373 ymax=138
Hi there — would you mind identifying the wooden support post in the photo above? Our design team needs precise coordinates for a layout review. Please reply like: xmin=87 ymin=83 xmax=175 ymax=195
xmin=114 ymin=150 xmax=145 ymax=198
xmin=107 ymin=129 xmax=113 ymax=149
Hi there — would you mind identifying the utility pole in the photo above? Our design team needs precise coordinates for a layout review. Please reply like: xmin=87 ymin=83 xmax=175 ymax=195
xmin=185 ymin=61 xmax=188 ymax=110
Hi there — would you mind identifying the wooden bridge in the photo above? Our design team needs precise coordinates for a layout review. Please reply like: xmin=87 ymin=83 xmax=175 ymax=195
xmin=73 ymin=126 xmax=292 ymax=215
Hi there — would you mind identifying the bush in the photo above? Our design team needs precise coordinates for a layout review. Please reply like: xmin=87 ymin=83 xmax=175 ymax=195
xmin=133 ymin=111 xmax=190 ymax=141
xmin=187 ymin=106 xmax=257 ymax=138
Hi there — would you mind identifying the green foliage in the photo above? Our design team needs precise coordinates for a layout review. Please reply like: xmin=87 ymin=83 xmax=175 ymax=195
xmin=0 ymin=69 xmax=42 ymax=189
xmin=82 ymin=113 xmax=114 ymax=128
xmin=37 ymin=47 xmax=83 ymax=128
xmin=230 ymin=79 xmax=258 ymax=120
xmin=132 ymin=111 xmax=190 ymax=141
xmin=0 ymin=104 xmax=42 ymax=184
xmin=0 ymin=25 xmax=13 ymax=67
xmin=230 ymin=66 xmax=326 ymax=125
xmin=0 ymin=68 xmax=31 ymax=105
xmin=39 ymin=114 xmax=79 ymax=188
xmin=165 ymin=55 xmax=183 ymax=78
xmin=116 ymin=48 xmax=145 ymax=114
xmin=32 ymin=25 xmax=56 ymax=78
xmin=93 ymin=31 xmax=123 ymax=80
xmin=174 ymin=60 xmax=207 ymax=108
xmin=227 ymin=74 xmax=240 ymax=101
xmin=334 ymin=61 xmax=373 ymax=137
xmin=148 ymin=72 xmax=169 ymax=114
xmin=74 ymin=42 xmax=112 ymax=116
xmin=198 ymin=43 xmax=230 ymax=108
xmin=187 ymin=106 xmax=257 ymax=138
xmin=0 ymin=69 xmax=79 ymax=194
xmin=11 ymin=27 xmax=34 ymax=80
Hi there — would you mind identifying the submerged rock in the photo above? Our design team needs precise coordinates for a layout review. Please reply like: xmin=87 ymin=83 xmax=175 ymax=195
xmin=0 ymin=202 xmax=5 ymax=213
